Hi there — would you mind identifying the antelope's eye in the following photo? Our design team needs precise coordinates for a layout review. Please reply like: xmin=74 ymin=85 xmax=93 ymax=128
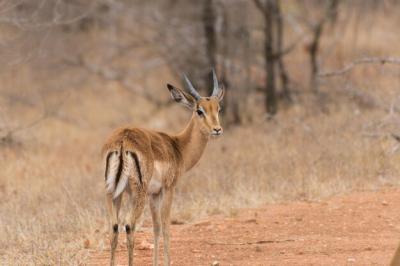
xmin=196 ymin=109 xmax=204 ymax=116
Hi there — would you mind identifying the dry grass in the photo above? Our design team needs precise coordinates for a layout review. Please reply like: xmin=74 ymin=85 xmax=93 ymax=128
xmin=1 ymin=4 xmax=400 ymax=265
xmin=2 ymin=103 xmax=400 ymax=265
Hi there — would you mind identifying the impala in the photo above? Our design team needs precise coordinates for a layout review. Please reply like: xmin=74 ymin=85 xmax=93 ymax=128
xmin=102 ymin=70 xmax=224 ymax=266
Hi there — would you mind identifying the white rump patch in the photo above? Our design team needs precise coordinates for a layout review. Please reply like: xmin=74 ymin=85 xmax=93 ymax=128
xmin=148 ymin=161 xmax=165 ymax=195
xmin=148 ymin=178 xmax=162 ymax=195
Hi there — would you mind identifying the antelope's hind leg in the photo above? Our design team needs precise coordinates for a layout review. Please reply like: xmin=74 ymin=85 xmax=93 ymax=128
xmin=106 ymin=193 xmax=122 ymax=266
xmin=126 ymin=187 xmax=147 ymax=266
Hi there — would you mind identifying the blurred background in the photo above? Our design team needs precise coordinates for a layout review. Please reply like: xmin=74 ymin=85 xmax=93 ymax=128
xmin=1 ymin=0 xmax=400 ymax=264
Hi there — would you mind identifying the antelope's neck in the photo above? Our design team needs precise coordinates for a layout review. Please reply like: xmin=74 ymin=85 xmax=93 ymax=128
xmin=175 ymin=114 xmax=209 ymax=172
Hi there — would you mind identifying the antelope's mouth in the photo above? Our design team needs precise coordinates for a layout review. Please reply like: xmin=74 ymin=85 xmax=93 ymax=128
xmin=211 ymin=131 xmax=223 ymax=136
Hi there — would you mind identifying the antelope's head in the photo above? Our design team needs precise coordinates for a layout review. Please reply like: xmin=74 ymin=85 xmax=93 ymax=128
xmin=167 ymin=70 xmax=225 ymax=136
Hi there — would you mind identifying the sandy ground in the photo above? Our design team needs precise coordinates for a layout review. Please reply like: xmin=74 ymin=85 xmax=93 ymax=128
xmin=89 ymin=188 xmax=400 ymax=265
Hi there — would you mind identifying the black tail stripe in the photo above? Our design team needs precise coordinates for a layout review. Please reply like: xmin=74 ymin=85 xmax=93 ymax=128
xmin=130 ymin=152 xmax=143 ymax=185
xmin=116 ymin=150 xmax=123 ymax=185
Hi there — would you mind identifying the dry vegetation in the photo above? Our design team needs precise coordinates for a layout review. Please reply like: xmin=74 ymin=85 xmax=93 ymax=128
xmin=1 ymin=1 xmax=400 ymax=265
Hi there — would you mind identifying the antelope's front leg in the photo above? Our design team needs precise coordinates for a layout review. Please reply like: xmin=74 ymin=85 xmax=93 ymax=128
xmin=161 ymin=188 xmax=174 ymax=266
xmin=149 ymin=192 xmax=162 ymax=266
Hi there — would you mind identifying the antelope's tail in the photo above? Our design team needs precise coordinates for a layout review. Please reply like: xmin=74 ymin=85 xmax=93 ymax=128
xmin=104 ymin=148 xmax=143 ymax=199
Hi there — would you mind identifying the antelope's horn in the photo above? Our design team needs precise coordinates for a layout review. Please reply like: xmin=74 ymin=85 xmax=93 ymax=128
xmin=183 ymin=74 xmax=201 ymax=100
xmin=211 ymin=69 xmax=220 ymax=97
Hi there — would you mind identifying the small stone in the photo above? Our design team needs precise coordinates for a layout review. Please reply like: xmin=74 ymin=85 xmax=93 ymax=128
xmin=171 ymin=219 xmax=185 ymax=225
xmin=83 ymin=239 xmax=90 ymax=249
xmin=347 ymin=257 xmax=356 ymax=262
xmin=137 ymin=240 xmax=153 ymax=250
xmin=211 ymin=261 xmax=219 ymax=266
xmin=382 ymin=200 xmax=389 ymax=206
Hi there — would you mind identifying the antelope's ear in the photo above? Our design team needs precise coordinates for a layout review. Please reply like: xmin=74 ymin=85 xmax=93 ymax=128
xmin=167 ymin=84 xmax=196 ymax=109
xmin=216 ymin=85 xmax=225 ymax=102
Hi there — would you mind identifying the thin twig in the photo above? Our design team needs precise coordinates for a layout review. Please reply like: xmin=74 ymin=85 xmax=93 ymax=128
xmin=319 ymin=57 xmax=400 ymax=77
xmin=205 ymin=239 xmax=295 ymax=246
xmin=0 ymin=114 xmax=47 ymax=144
xmin=392 ymin=134 xmax=400 ymax=143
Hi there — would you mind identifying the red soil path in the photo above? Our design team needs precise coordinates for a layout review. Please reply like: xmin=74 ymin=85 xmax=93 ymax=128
xmin=89 ymin=188 xmax=400 ymax=265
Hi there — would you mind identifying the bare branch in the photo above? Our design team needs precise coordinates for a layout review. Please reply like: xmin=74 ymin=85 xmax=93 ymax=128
xmin=0 ymin=109 xmax=48 ymax=144
xmin=319 ymin=57 xmax=400 ymax=77
xmin=392 ymin=134 xmax=400 ymax=143
xmin=62 ymin=55 xmax=168 ymax=106
xmin=0 ymin=0 xmax=97 ymax=30
xmin=274 ymin=35 xmax=303 ymax=58
xmin=253 ymin=0 xmax=266 ymax=15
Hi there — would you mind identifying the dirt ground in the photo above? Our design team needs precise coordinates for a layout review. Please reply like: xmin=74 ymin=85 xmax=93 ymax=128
xmin=89 ymin=188 xmax=400 ymax=266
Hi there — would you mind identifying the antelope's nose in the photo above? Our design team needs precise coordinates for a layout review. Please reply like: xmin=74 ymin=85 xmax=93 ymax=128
xmin=213 ymin=127 xmax=223 ymax=135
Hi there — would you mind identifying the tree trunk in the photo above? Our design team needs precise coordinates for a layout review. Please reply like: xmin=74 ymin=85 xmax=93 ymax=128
xmin=309 ymin=23 xmax=323 ymax=92
xmin=264 ymin=0 xmax=277 ymax=115
xmin=275 ymin=0 xmax=291 ymax=103
xmin=203 ymin=0 xmax=217 ymax=95
xmin=308 ymin=0 xmax=339 ymax=93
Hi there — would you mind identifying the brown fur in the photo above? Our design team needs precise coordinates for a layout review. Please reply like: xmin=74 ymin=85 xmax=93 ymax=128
xmin=102 ymin=83 xmax=224 ymax=266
